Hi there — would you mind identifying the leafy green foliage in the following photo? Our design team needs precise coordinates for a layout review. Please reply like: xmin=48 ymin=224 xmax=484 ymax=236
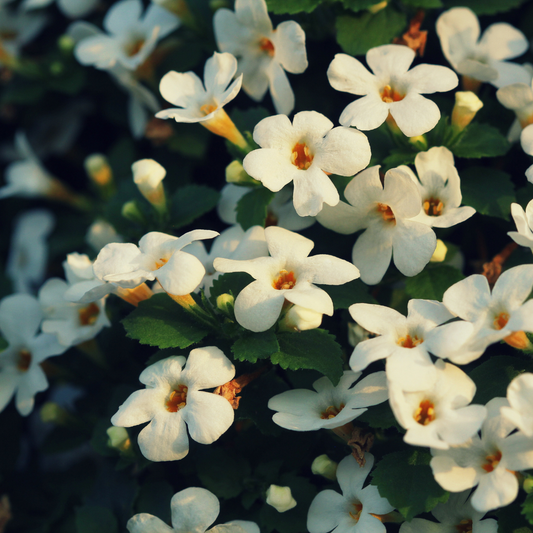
xmin=470 ymin=355 xmax=533 ymax=405
xmin=122 ymin=294 xmax=209 ymax=349
xmin=357 ymin=400 xmax=400 ymax=430
xmin=336 ymin=6 xmax=407 ymax=57
xmin=371 ymin=450 xmax=449 ymax=520
xmin=319 ymin=279 xmax=377 ymax=309
xmin=170 ymin=185 xmax=220 ymax=229
xmin=403 ymin=0 xmax=442 ymax=6
xmin=272 ymin=329 xmax=344 ymax=384
xmin=522 ymin=493 xmax=533 ymax=525
xmin=442 ymin=0 xmax=527 ymax=14
xmin=498 ymin=497 xmax=533 ymax=532
xmin=75 ymin=506 xmax=118 ymax=533
xmin=461 ymin=167 xmax=516 ymax=220
xmin=236 ymin=187 xmax=275 ymax=230
xmin=405 ymin=266 xmax=465 ymax=301
xmin=266 ymin=0 xmax=323 ymax=14
xmin=232 ymin=331 xmax=280 ymax=363
xmin=208 ymin=272 xmax=254 ymax=307
xmin=340 ymin=0 xmax=381 ymax=11
xmin=451 ymin=123 xmax=510 ymax=159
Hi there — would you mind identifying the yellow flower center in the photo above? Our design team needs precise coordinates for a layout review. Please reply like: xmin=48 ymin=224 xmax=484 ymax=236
xmin=349 ymin=502 xmax=363 ymax=522
xmin=200 ymin=103 xmax=218 ymax=115
xmin=291 ymin=142 xmax=314 ymax=170
xmin=259 ymin=37 xmax=275 ymax=56
xmin=414 ymin=399 xmax=435 ymax=425
xmin=376 ymin=203 xmax=396 ymax=224
xmin=165 ymin=385 xmax=188 ymax=412
xmin=482 ymin=450 xmax=502 ymax=473
xmin=455 ymin=519 xmax=473 ymax=533
xmin=381 ymin=85 xmax=404 ymax=103
xmin=424 ymin=198 xmax=444 ymax=217
xmin=78 ymin=303 xmax=100 ymax=326
xmin=320 ymin=403 xmax=345 ymax=419
xmin=272 ymin=270 xmax=296 ymax=290
xmin=493 ymin=312 xmax=510 ymax=330
xmin=17 ymin=349 xmax=32 ymax=372
xmin=397 ymin=334 xmax=423 ymax=348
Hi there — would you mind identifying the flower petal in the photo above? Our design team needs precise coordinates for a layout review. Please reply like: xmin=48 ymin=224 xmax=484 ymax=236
xmin=181 ymin=346 xmax=235 ymax=389
xmin=170 ymin=487 xmax=220 ymax=533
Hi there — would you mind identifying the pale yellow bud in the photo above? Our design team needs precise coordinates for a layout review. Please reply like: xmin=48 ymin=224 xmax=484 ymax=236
xmin=216 ymin=293 xmax=235 ymax=316
xmin=106 ymin=426 xmax=132 ymax=453
xmin=280 ymin=305 xmax=322 ymax=332
xmin=132 ymin=159 xmax=167 ymax=210
xmin=368 ymin=0 xmax=387 ymax=13
xmin=311 ymin=455 xmax=338 ymax=480
xmin=84 ymin=154 xmax=113 ymax=187
xmin=40 ymin=402 xmax=69 ymax=425
xmin=430 ymin=239 xmax=448 ymax=263
xmin=452 ymin=91 xmax=483 ymax=131
xmin=265 ymin=485 xmax=297 ymax=513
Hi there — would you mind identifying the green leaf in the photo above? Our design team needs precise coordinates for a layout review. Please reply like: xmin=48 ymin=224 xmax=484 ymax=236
xmin=231 ymin=106 xmax=270 ymax=135
xmin=236 ymin=187 xmax=275 ymax=230
xmin=266 ymin=0 xmax=323 ymax=14
xmin=522 ymin=493 xmax=533 ymax=525
xmin=405 ymin=266 xmax=465 ymax=301
xmin=135 ymin=481 xmax=174 ymax=523
xmin=208 ymin=272 xmax=254 ymax=308
xmin=470 ymin=355 xmax=533 ymax=405
xmin=232 ymin=331 xmax=280 ymax=363
xmin=357 ymin=400 xmax=400 ymax=430
xmin=371 ymin=450 xmax=449 ymax=521
xmin=460 ymin=167 xmax=516 ymax=220
xmin=272 ymin=329 xmax=344 ymax=384
xmin=451 ymin=123 xmax=510 ymax=159
xmin=75 ymin=506 xmax=118 ymax=533
xmin=319 ymin=279 xmax=377 ymax=309
xmin=170 ymin=185 xmax=220 ymax=229
xmin=122 ymin=293 xmax=209 ymax=349
xmin=340 ymin=0 xmax=382 ymax=11
xmin=498 ymin=497 xmax=533 ymax=532
xmin=442 ymin=0 xmax=527 ymax=15
xmin=383 ymin=149 xmax=417 ymax=170
xmin=336 ymin=6 xmax=407 ymax=57
xmin=403 ymin=0 xmax=442 ymax=6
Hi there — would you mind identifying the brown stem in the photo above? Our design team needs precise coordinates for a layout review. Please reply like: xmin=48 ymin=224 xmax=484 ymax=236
xmin=214 ymin=366 xmax=268 ymax=409
xmin=482 ymin=242 xmax=518 ymax=286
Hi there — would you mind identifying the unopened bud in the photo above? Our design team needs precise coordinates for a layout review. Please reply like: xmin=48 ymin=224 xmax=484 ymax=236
xmin=210 ymin=0 xmax=230 ymax=10
xmin=225 ymin=160 xmax=258 ymax=185
xmin=408 ymin=135 xmax=428 ymax=150
xmin=265 ymin=485 xmax=297 ymax=513
xmin=85 ymin=154 xmax=113 ymax=187
xmin=524 ymin=476 xmax=533 ymax=493
xmin=280 ymin=305 xmax=322 ymax=332
xmin=368 ymin=0 xmax=387 ymax=13
xmin=452 ymin=91 xmax=483 ymax=131
xmin=40 ymin=402 xmax=69 ymax=425
xmin=122 ymin=200 xmax=147 ymax=225
xmin=430 ymin=239 xmax=448 ymax=263
xmin=311 ymin=455 xmax=338 ymax=480
xmin=348 ymin=322 xmax=370 ymax=348
xmin=86 ymin=219 xmax=123 ymax=252
xmin=58 ymin=34 xmax=75 ymax=54
xmin=132 ymin=159 xmax=167 ymax=211
xmin=216 ymin=293 xmax=235 ymax=316
xmin=107 ymin=426 xmax=132 ymax=454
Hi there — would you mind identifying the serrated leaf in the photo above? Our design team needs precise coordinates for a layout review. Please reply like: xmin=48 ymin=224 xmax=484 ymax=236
xmin=371 ymin=450 xmax=449 ymax=521
xmin=451 ymin=123 xmax=510 ymax=159
xmin=319 ymin=279 xmax=377 ymax=309
xmin=403 ymin=0 xmax=442 ymax=6
xmin=357 ymin=400 xmax=400 ymax=430
xmin=75 ymin=506 xmax=118 ymax=533
xmin=469 ymin=355 xmax=533 ymax=405
xmin=405 ymin=266 xmax=465 ymax=301
xmin=522 ymin=493 xmax=533 ymax=525
xmin=272 ymin=329 xmax=344 ymax=384
xmin=170 ymin=185 xmax=220 ymax=229
xmin=498 ymin=497 xmax=533 ymax=533
xmin=442 ymin=0 xmax=526 ymax=15
xmin=236 ymin=187 xmax=275 ymax=230
xmin=460 ymin=167 xmax=516 ymax=220
xmin=208 ymin=272 xmax=254 ymax=308
xmin=266 ymin=0 xmax=322 ymax=14
xmin=336 ymin=6 xmax=407 ymax=57
xmin=122 ymin=293 xmax=209 ymax=349
xmin=232 ymin=331 xmax=279 ymax=363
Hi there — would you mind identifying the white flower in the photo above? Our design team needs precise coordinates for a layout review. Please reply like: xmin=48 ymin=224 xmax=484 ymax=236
xmin=327 ymin=44 xmax=458 ymax=137
xmin=389 ymin=360 xmax=486 ymax=450
xmin=265 ymin=485 xmax=297 ymax=513
xmin=93 ymin=229 xmax=218 ymax=296
xmin=39 ymin=277 xmax=110 ymax=348
xmin=399 ymin=491 xmax=497 ymax=533
xmin=280 ymin=305 xmax=323 ymax=332
xmin=242 ymin=111 xmax=371 ymax=217
xmin=6 ymin=209 xmax=54 ymax=294
xmin=500 ymin=373 xmax=533 ymax=437
xmin=74 ymin=0 xmax=180 ymax=71
xmin=268 ymin=370 xmax=387 ymax=431
xmin=185 ymin=225 xmax=268 ymax=297
xmin=213 ymin=0 xmax=308 ymax=115
xmin=132 ymin=158 xmax=166 ymax=209
xmin=496 ymin=73 xmax=533 ymax=143
xmin=317 ymin=166 xmax=436 ymax=285
xmin=399 ymin=147 xmax=476 ymax=229
xmin=521 ymin=124 xmax=533 ymax=183
xmin=127 ymin=487 xmax=259 ymax=533
xmin=427 ymin=265 xmax=533 ymax=364
xmin=217 ymin=184 xmax=316 ymax=231
xmin=436 ymin=7 xmax=529 ymax=89
xmin=307 ymin=453 xmax=394 ymax=533
xmin=508 ymin=199 xmax=533 ymax=252
xmin=349 ymin=300 xmax=453 ymax=392
xmin=213 ymin=226 xmax=359 ymax=332
xmin=430 ymin=398 xmax=533 ymax=512
xmin=111 ymin=347 xmax=235 ymax=461
xmin=451 ymin=91 xmax=484 ymax=131
xmin=0 ymin=294 xmax=66 ymax=416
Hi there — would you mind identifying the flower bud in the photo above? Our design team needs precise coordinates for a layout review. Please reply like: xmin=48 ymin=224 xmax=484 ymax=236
xmin=311 ymin=455 xmax=338 ymax=481
xmin=265 ymin=485 xmax=297 ymax=513
xmin=107 ymin=426 xmax=132 ymax=454
xmin=216 ymin=293 xmax=235 ymax=317
xmin=85 ymin=154 xmax=113 ymax=187
xmin=524 ymin=476 xmax=533 ymax=494
xmin=280 ymin=305 xmax=322 ymax=332
xmin=58 ymin=34 xmax=75 ymax=54
xmin=132 ymin=159 xmax=167 ymax=211
xmin=452 ymin=91 xmax=483 ymax=131
xmin=86 ymin=220 xmax=123 ymax=252
xmin=430 ymin=239 xmax=448 ymax=263
xmin=347 ymin=322 xmax=370 ymax=348
xmin=122 ymin=200 xmax=147 ymax=225
xmin=368 ymin=0 xmax=387 ymax=13
xmin=225 ymin=160 xmax=258 ymax=185
xmin=40 ymin=402 xmax=69 ymax=425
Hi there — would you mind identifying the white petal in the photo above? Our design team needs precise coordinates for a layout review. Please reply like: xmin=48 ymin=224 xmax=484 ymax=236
xmin=292 ymin=166 xmax=339 ymax=217
xmin=170 ymin=487 xmax=219 ymax=533
xmin=478 ymin=23 xmax=528 ymax=61
xmin=338 ymin=93 xmax=389 ymax=130
xmin=243 ymin=149 xmax=295 ymax=192
xmin=111 ymin=389 xmax=162 ymax=427
xmin=181 ymin=346 xmax=235 ymax=389
xmin=104 ymin=0 xmax=142 ymax=35
xmin=267 ymin=60 xmax=295 ymax=115
xmin=352 ymin=224 xmax=393 ymax=285
xmin=234 ymin=281 xmax=285 ymax=332
xmin=389 ymin=93 xmax=442 ymax=137
xmin=327 ymin=53 xmax=378 ymax=95
xmin=156 ymin=252 xmax=206 ymax=295
xmin=391 ymin=220 xmax=436 ymax=277
xmin=138 ymin=412 xmax=189 ymax=461
xmin=273 ymin=21 xmax=307 ymax=74
xmin=443 ymin=275 xmax=491 ymax=321
xmin=127 ymin=514 xmax=174 ymax=533
xmin=403 ymin=64 xmax=458 ymax=94
xmin=366 ymin=44 xmax=415 ymax=78
xmin=470 ymin=468 xmax=518 ymax=512
xmin=349 ymin=303 xmax=405 ymax=335
xmin=349 ymin=335 xmax=394 ymax=371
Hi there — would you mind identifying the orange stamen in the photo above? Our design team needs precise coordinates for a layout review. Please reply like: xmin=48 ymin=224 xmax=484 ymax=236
xmin=166 ymin=385 xmax=188 ymax=412
xmin=78 ymin=303 xmax=100 ymax=326
xmin=200 ymin=103 xmax=218 ymax=116
xmin=414 ymin=399 xmax=435 ymax=425
xmin=482 ymin=450 xmax=502 ymax=473
xmin=259 ymin=37 xmax=275 ymax=56
xmin=272 ymin=270 xmax=296 ymax=290
xmin=126 ymin=39 xmax=145 ymax=57
xmin=376 ymin=203 xmax=396 ymax=224
xmin=423 ymin=198 xmax=444 ymax=217
xmin=154 ymin=257 xmax=168 ymax=270
xmin=17 ymin=350 xmax=32 ymax=372
xmin=320 ymin=403 xmax=345 ymax=420
xmin=455 ymin=519 xmax=473 ymax=533
xmin=381 ymin=85 xmax=404 ymax=103
xmin=291 ymin=142 xmax=314 ymax=170
xmin=349 ymin=502 xmax=363 ymax=522
xmin=397 ymin=334 xmax=423 ymax=348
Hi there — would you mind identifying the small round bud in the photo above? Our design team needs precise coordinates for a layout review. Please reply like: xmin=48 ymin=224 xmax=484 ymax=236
xmin=40 ymin=402 xmax=69 ymax=425
xmin=216 ymin=293 xmax=235 ymax=317
xmin=280 ymin=305 xmax=322 ymax=332
xmin=311 ymin=455 xmax=338 ymax=481
xmin=57 ymin=34 xmax=75 ymax=54
xmin=85 ymin=154 xmax=113 ymax=187
xmin=524 ymin=476 xmax=533 ymax=494
xmin=132 ymin=159 xmax=167 ymax=211
xmin=122 ymin=200 xmax=147 ymax=225
xmin=368 ymin=0 xmax=387 ymax=13
xmin=430 ymin=239 xmax=448 ymax=263
xmin=225 ymin=160 xmax=258 ymax=185
xmin=265 ymin=485 xmax=297 ymax=513
xmin=452 ymin=91 xmax=483 ymax=131
xmin=107 ymin=426 xmax=132 ymax=454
